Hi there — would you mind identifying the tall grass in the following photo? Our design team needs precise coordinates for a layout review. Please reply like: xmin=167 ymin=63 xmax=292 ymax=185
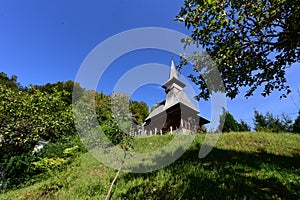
xmin=1 ymin=132 xmax=299 ymax=199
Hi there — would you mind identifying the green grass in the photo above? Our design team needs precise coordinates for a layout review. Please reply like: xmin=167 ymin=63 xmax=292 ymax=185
xmin=1 ymin=132 xmax=300 ymax=199
xmin=132 ymin=134 xmax=175 ymax=153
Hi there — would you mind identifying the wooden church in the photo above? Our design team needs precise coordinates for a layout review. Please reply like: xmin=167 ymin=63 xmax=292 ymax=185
xmin=143 ymin=60 xmax=209 ymax=134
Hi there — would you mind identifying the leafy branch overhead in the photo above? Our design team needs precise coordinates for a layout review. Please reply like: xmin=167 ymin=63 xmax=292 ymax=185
xmin=175 ymin=0 xmax=299 ymax=99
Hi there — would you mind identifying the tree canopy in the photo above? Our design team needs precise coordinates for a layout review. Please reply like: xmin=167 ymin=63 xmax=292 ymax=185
xmin=218 ymin=108 xmax=251 ymax=132
xmin=129 ymin=100 xmax=149 ymax=124
xmin=292 ymin=111 xmax=300 ymax=133
xmin=0 ymin=72 xmax=20 ymax=89
xmin=0 ymin=73 xmax=150 ymax=188
xmin=176 ymin=0 xmax=300 ymax=99
xmin=253 ymin=110 xmax=293 ymax=133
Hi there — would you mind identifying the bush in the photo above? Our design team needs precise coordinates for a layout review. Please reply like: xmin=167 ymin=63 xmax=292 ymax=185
xmin=0 ymin=85 xmax=77 ymax=168
xmin=32 ymin=157 xmax=70 ymax=174
xmin=0 ymin=153 xmax=36 ymax=190
xmin=36 ymin=136 xmax=86 ymax=159
xmin=0 ymin=136 xmax=86 ymax=190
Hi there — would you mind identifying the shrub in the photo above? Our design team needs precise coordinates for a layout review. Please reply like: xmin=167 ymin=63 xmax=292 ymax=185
xmin=36 ymin=136 xmax=86 ymax=159
xmin=32 ymin=157 xmax=69 ymax=174
xmin=0 ymin=153 xmax=36 ymax=190
xmin=0 ymin=136 xmax=86 ymax=190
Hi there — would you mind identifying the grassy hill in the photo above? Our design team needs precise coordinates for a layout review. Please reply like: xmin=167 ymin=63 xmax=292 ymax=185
xmin=1 ymin=132 xmax=300 ymax=199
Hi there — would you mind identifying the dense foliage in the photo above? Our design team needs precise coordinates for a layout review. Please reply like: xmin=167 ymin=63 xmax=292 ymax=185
xmin=0 ymin=73 xmax=149 ymax=189
xmin=176 ymin=0 xmax=300 ymax=99
xmin=0 ymin=72 xmax=20 ymax=90
xmin=35 ymin=80 xmax=85 ymax=105
xmin=218 ymin=109 xmax=251 ymax=132
xmin=219 ymin=109 xmax=300 ymax=133
xmin=293 ymin=111 xmax=300 ymax=133
xmin=94 ymin=92 xmax=148 ymax=144
xmin=129 ymin=100 xmax=149 ymax=124
xmin=0 ymin=82 xmax=79 ymax=189
xmin=254 ymin=110 xmax=293 ymax=133
xmin=0 ymin=85 xmax=76 ymax=156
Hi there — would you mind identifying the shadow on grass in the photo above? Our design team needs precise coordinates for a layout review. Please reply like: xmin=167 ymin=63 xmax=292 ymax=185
xmin=117 ymin=147 xmax=300 ymax=199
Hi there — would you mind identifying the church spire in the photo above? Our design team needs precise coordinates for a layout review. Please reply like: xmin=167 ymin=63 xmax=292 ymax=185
xmin=162 ymin=59 xmax=186 ymax=91
xmin=169 ymin=59 xmax=178 ymax=79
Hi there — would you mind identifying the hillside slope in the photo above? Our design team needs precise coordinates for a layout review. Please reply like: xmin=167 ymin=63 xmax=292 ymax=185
xmin=1 ymin=132 xmax=300 ymax=199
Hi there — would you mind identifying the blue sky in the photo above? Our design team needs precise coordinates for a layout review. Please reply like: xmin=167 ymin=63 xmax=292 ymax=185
xmin=0 ymin=0 xmax=299 ymax=130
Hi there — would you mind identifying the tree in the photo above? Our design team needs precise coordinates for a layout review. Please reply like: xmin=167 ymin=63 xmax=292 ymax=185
xmin=218 ymin=108 xmax=251 ymax=132
xmin=222 ymin=112 xmax=240 ymax=132
xmin=253 ymin=110 xmax=292 ymax=132
xmin=0 ymin=72 xmax=20 ymax=89
xmin=176 ymin=0 xmax=299 ymax=99
xmin=253 ymin=110 xmax=268 ymax=131
xmin=0 ymin=85 xmax=75 ymax=162
xmin=129 ymin=100 xmax=149 ymax=124
xmin=238 ymin=120 xmax=251 ymax=132
xmin=111 ymin=93 xmax=134 ymax=146
xmin=94 ymin=92 xmax=135 ymax=145
xmin=292 ymin=111 xmax=300 ymax=133
xmin=0 ymin=84 xmax=76 ymax=188
xmin=35 ymin=80 xmax=85 ymax=104
xmin=95 ymin=91 xmax=113 ymax=124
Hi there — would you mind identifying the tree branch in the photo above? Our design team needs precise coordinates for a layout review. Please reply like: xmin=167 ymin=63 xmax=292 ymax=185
xmin=105 ymin=149 xmax=127 ymax=200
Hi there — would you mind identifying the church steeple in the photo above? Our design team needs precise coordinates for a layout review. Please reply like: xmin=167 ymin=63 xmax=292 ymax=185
xmin=169 ymin=59 xmax=178 ymax=79
xmin=162 ymin=59 xmax=186 ymax=93
xmin=143 ymin=58 xmax=210 ymax=133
